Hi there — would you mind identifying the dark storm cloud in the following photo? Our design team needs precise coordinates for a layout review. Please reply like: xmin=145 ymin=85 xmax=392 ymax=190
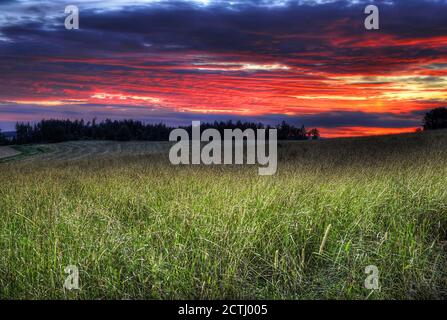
xmin=0 ymin=0 xmax=17 ymax=4
xmin=1 ymin=0 xmax=447 ymax=62
xmin=284 ymin=110 xmax=423 ymax=128
xmin=200 ymin=110 xmax=424 ymax=129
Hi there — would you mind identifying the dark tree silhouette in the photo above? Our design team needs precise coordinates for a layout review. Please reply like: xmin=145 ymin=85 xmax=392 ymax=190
xmin=10 ymin=118 xmax=320 ymax=144
xmin=423 ymin=107 xmax=447 ymax=131
xmin=15 ymin=123 xmax=34 ymax=144
xmin=0 ymin=129 xmax=7 ymax=146
xmin=116 ymin=125 xmax=132 ymax=141
xmin=307 ymin=128 xmax=320 ymax=140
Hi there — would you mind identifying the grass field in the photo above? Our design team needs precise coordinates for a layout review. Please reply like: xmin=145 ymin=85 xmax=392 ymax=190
xmin=0 ymin=131 xmax=446 ymax=299
xmin=0 ymin=146 xmax=20 ymax=160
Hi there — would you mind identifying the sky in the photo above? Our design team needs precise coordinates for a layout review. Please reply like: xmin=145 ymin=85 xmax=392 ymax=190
xmin=0 ymin=0 xmax=446 ymax=137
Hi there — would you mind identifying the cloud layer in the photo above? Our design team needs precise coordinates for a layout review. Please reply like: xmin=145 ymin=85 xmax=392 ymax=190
xmin=0 ymin=0 xmax=446 ymax=136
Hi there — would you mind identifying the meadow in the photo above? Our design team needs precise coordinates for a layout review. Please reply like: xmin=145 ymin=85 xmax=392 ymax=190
xmin=0 ymin=131 xmax=446 ymax=299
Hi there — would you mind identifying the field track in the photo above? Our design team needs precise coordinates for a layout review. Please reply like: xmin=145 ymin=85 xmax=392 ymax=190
xmin=18 ymin=140 xmax=172 ymax=162
xmin=0 ymin=146 xmax=20 ymax=159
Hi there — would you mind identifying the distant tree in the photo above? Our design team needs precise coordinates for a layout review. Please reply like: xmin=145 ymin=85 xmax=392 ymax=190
xmin=307 ymin=128 xmax=320 ymax=140
xmin=0 ymin=129 xmax=7 ymax=146
xmin=15 ymin=123 xmax=34 ymax=144
xmin=297 ymin=125 xmax=307 ymax=140
xmin=276 ymin=122 xmax=311 ymax=140
xmin=423 ymin=107 xmax=447 ymax=131
xmin=277 ymin=121 xmax=291 ymax=140
xmin=116 ymin=125 xmax=131 ymax=141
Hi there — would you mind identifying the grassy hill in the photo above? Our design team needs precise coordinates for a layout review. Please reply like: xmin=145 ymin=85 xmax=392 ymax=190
xmin=0 ymin=130 xmax=446 ymax=299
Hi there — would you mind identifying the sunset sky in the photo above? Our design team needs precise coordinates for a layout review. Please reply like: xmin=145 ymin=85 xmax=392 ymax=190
xmin=0 ymin=0 xmax=446 ymax=137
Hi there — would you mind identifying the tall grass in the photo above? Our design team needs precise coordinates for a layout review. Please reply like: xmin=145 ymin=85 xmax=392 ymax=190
xmin=0 ymin=131 xmax=446 ymax=299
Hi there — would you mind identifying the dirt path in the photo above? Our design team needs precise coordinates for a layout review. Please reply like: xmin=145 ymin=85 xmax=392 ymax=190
xmin=14 ymin=141 xmax=172 ymax=163
xmin=0 ymin=146 xmax=20 ymax=159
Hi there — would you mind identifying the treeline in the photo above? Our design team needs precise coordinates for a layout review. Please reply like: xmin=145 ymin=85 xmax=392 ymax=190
xmin=1 ymin=119 xmax=320 ymax=145
xmin=0 ymin=130 xmax=8 ymax=145
xmin=423 ymin=107 xmax=447 ymax=131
